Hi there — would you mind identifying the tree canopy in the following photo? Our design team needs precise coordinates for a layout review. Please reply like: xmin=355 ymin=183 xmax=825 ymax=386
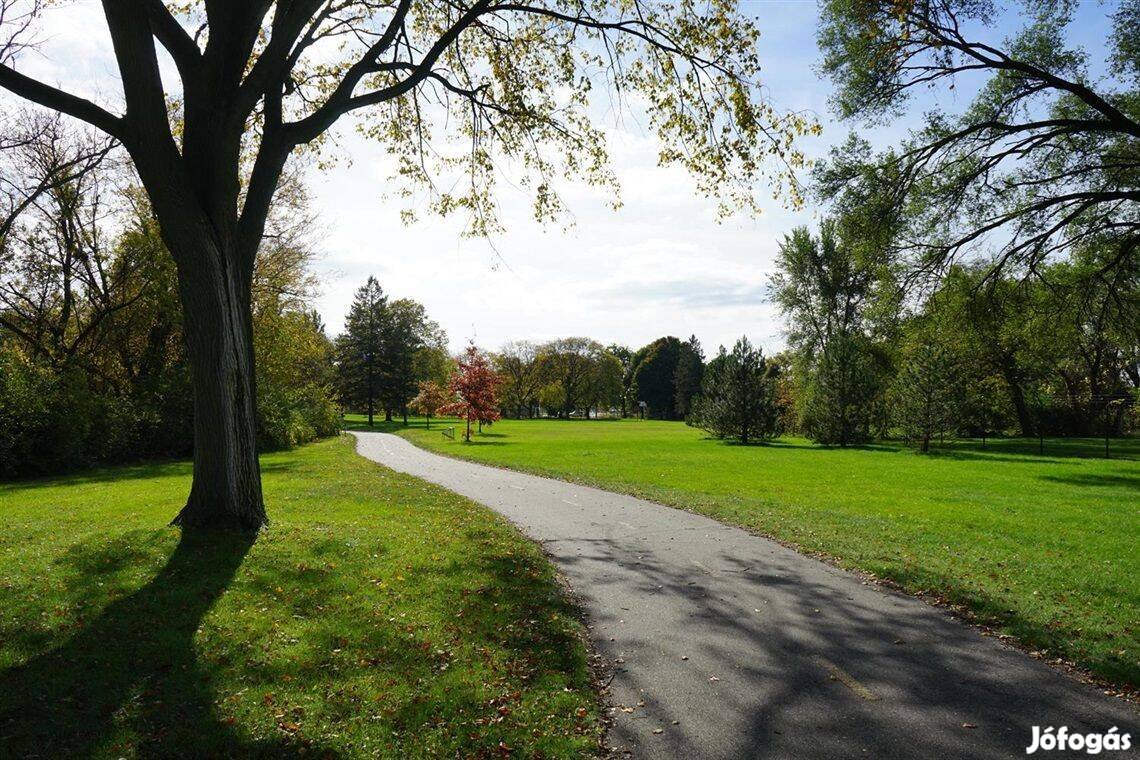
xmin=819 ymin=0 xmax=1140 ymax=280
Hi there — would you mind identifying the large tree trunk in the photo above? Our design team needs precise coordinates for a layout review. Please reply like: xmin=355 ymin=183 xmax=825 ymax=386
xmin=1001 ymin=369 xmax=1033 ymax=437
xmin=170 ymin=241 xmax=266 ymax=532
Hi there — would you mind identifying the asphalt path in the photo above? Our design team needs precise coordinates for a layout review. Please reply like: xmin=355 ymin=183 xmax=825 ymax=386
xmin=352 ymin=431 xmax=1137 ymax=759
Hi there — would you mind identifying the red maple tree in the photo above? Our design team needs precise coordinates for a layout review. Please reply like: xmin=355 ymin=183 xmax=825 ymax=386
xmin=439 ymin=344 xmax=501 ymax=441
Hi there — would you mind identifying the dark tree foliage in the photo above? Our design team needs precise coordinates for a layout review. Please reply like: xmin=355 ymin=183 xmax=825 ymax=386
xmin=688 ymin=337 xmax=780 ymax=444
xmin=380 ymin=298 xmax=446 ymax=423
xmin=961 ymin=375 xmax=1010 ymax=447
xmin=606 ymin=343 xmax=637 ymax=418
xmin=770 ymin=221 xmax=889 ymax=444
xmin=799 ymin=334 xmax=885 ymax=446
xmin=1037 ymin=247 xmax=1140 ymax=434
xmin=632 ymin=336 xmax=682 ymax=419
xmin=920 ymin=266 xmax=1040 ymax=436
xmin=673 ymin=334 xmax=705 ymax=418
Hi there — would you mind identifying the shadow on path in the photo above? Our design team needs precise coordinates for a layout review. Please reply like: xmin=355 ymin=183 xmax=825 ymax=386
xmin=548 ymin=537 xmax=1138 ymax=759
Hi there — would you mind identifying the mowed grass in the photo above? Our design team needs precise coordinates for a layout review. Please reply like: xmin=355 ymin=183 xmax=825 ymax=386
xmin=382 ymin=416 xmax=1140 ymax=690
xmin=0 ymin=436 xmax=602 ymax=758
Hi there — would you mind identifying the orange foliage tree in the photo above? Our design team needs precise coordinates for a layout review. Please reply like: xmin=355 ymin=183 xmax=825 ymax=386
xmin=439 ymin=345 xmax=501 ymax=441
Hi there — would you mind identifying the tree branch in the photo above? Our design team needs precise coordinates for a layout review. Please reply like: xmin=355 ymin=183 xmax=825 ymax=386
xmin=0 ymin=64 xmax=124 ymax=139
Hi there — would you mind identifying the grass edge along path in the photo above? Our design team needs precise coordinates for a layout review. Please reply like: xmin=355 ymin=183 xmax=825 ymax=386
xmin=0 ymin=435 xmax=604 ymax=758
xmin=370 ymin=415 xmax=1140 ymax=695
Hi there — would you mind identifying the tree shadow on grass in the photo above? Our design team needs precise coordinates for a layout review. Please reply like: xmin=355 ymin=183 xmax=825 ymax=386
xmin=0 ymin=459 xmax=193 ymax=493
xmin=762 ymin=438 xmax=898 ymax=453
xmin=0 ymin=531 xmax=333 ymax=758
xmin=1039 ymin=473 xmax=1140 ymax=491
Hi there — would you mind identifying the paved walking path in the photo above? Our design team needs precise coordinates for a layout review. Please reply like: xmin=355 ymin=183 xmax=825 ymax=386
xmin=352 ymin=432 xmax=1136 ymax=759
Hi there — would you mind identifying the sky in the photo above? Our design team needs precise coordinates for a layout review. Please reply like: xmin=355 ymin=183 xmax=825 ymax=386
xmin=4 ymin=1 xmax=1116 ymax=355
xmin=306 ymin=3 xmax=840 ymax=354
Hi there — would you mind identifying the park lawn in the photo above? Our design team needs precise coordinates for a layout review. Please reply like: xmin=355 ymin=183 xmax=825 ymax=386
xmin=381 ymin=415 xmax=1140 ymax=690
xmin=0 ymin=435 xmax=602 ymax=758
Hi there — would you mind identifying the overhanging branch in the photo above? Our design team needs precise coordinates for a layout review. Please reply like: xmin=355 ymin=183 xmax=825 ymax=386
xmin=0 ymin=64 xmax=125 ymax=140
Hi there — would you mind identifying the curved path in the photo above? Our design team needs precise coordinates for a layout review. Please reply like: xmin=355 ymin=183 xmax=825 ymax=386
xmin=352 ymin=432 xmax=1136 ymax=759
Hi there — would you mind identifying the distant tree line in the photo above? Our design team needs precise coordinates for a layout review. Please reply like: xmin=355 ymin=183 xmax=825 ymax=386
xmin=490 ymin=334 xmax=705 ymax=420
xmin=476 ymin=222 xmax=1137 ymax=450
xmin=0 ymin=115 xmax=341 ymax=478
xmin=792 ymin=0 xmax=1140 ymax=450
xmin=768 ymin=216 xmax=1138 ymax=450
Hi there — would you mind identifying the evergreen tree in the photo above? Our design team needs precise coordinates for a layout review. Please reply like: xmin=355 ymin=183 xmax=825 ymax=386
xmin=335 ymin=277 xmax=387 ymax=426
xmin=770 ymin=221 xmax=889 ymax=445
xmin=799 ymin=335 xmax=883 ymax=446
xmin=674 ymin=334 xmax=705 ymax=418
xmin=379 ymin=299 xmax=446 ymax=423
xmin=689 ymin=337 xmax=780 ymax=444
xmin=891 ymin=343 xmax=961 ymax=453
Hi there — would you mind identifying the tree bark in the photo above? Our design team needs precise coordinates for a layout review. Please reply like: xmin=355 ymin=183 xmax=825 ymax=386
xmin=998 ymin=361 xmax=1033 ymax=436
xmin=169 ymin=238 xmax=266 ymax=532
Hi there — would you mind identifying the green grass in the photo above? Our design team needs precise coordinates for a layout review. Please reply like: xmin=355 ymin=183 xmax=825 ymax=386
xmin=0 ymin=436 xmax=602 ymax=758
xmin=379 ymin=415 xmax=1140 ymax=690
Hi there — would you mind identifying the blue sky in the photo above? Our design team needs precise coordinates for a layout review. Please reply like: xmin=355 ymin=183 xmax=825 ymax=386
xmin=5 ymin=1 xmax=1119 ymax=355
xmin=309 ymin=0 xmax=1117 ymax=354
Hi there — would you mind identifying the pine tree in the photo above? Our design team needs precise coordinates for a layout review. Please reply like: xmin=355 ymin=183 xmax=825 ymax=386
xmin=799 ymin=335 xmax=882 ymax=446
xmin=891 ymin=343 xmax=961 ymax=453
xmin=689 ymin=337 xmax=780 ymax=444
xmin=379 ymin=299 xmax=446 ymax=423
xmin=335 ymin=277 xmax=387 ymax=426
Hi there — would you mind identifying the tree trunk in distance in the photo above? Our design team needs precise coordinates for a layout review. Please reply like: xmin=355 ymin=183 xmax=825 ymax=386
xmin=1001 ymin=367 xmax=1033 ymax=436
